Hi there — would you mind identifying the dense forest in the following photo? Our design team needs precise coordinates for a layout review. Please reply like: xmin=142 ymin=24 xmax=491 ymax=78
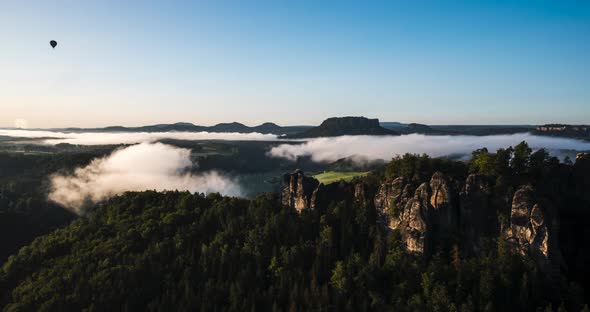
xmin=0 ymin=151 xmax=108 ymax=263
xmin=1 ymin=142 xmax=589 ymax=311
xmin=0 ymin=140 xmax=321 ymax=264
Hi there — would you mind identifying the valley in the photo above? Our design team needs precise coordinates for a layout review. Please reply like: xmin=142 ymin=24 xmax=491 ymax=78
xmin=2 ymin=121 xmax=590 ymax=310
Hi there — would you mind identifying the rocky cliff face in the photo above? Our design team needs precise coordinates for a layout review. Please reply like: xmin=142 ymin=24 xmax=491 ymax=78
xmin=372 ymin=172 xmax=563 ymax=273
xmin=429 ymin=172 xmax=456 ymax=235
xmin=504 ymin=185 xmax=561 ymax=276
xmin=281 ymin=170 xmax=320 ymax=213
xmin=373 ymin=177 xmax=430 ymax=254
xmin=401 ymin=183 xmax=432 ymax=254
xmin=374 ymin=177 xmax=414 ymax=227
xmin=280 ymin=160 xmax=590 ymax=292
xmin=373 ymin=172 xmax=459 ymax=256
xmin=282 ymin=169 xmax=566 ymax=274
xmin=373 ymin=171 xmax=561 ymax=267
xmin=281 ymin=170 xmax=362 ymax=213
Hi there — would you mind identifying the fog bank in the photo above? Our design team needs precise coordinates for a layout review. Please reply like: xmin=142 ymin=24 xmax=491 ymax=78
xmin=48 ymin=143 xmax=241 ymax=214
xmin=0 ymin=129 xmax=278 ymax=145
xmin=269 ymin=133 xmax=590 ymax=162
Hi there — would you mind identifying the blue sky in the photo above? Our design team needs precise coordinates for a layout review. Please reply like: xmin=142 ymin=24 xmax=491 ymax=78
xmin=1 ymin=0 xmax=589 ymax=127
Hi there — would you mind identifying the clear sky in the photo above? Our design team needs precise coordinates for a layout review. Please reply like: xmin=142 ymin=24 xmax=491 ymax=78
xmin=1 ymin=0 xmax=589 ymax=128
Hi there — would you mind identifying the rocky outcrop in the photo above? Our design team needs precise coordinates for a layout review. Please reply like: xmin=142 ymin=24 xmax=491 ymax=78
xmin=281 ymin=170 xmax=566 ymax=273
xmin=279 ymin=162 xmax=587 ymax=290
xmin=281 ymin=170 xmax=320 ymax=213
xmin=354 ymin=183 xmax=372 ymax=209
xmin=504 ymin=185 xmax=561 ymax=276
xmin=576 ymin=152 xmax=590 ymax=161
xmin=281 ymin=170 xmax=360 ymax=213
xmin=374 ymin=177 xmax=414 ymax=227
xmin=373 ymin=172 xmax=459 ymax=256
xmin=372 ymin=174 xmax=564 ymax=270
xmin=429 ymin=172 xmax=455 ymax=234
xmin=401 ymin=183 xmax=431 ymax=254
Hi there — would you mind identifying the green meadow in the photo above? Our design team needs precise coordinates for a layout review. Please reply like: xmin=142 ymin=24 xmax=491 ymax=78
xmin=313 ymin=171 xmax=369 ymax=184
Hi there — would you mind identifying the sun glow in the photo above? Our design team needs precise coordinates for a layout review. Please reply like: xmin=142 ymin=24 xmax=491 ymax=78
xmin=13 ymin=119 xmax=28 ymax=129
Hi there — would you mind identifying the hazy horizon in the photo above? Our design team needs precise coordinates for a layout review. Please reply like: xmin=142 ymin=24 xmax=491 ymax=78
xmin=2 ymin=1 xmax=589 ymax=128
xmin=0 ymin=117 xmax=548 ymax=130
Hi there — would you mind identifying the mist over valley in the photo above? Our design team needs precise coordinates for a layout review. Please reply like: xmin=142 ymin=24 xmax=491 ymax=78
xmin=3 ymin=1 xmax=590 ymax=309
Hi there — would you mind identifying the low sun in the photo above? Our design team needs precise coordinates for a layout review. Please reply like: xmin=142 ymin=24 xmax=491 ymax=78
xmin=14 ymin=118 xmax=28 ymax=129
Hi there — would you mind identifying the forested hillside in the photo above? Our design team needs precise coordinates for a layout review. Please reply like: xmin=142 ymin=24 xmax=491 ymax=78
xmin=0 ymin=190 xmax=561 ymax=311
xmin=2 ymin=142 xmax=590 ymax=311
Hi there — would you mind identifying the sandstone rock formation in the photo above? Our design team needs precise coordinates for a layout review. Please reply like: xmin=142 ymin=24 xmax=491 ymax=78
xmin=281 ymin=170 xmax=320 ymax=213
xmin=401 ymin=182 xmax=431 ymax=254
xmin=354 ymin=183 xmax=372 ymax=210
xmin=281 ymin=170 xmax=361 ymax=213
xmin=373 ymin=172 xmax=458 ymax=256
xmin=281 ymin=169 xmax=565 ymax=273
xmin=429 ymin=172 xmax=455 ymax=235
xmin=504 ymin=185 xmax=561 ymax=276
xmin=374 ymin=177 xmax=414 ymax=227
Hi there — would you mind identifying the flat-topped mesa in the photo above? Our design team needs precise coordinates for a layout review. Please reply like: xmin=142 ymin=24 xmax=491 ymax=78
xmin=281 ymin=170 xmax=320 ymax=213
xmin=286 ymin=116 xmax=398 ymax=138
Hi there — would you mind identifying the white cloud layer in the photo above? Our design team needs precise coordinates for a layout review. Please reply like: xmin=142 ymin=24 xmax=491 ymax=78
xmin=0 ymin=129 xmax=278 ymax=145
xmin=269 ymin=133 xmax=590 ymax=162
xmin=48 ymin=142 xmax=241 ymax=214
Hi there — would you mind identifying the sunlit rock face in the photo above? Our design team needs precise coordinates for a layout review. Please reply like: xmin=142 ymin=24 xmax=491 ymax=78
xmin=280 ymin=162 xmax=584 ymax=284
xmin=281 ymin=170 xmax=320 ymax=213
xmin=374 ymin=177 xmax=429 ymax=254
xmin=281 ymin=170 xmax=364 ymax=213
xmin=373 ymin=172 xmax=459 ymax=257
xmin=429 ymin=172 xmax=456 ymax=238
xmin=374 ymin=177 xmax=414 ymax=228
xmin=402 ymin=182 xmax=431 ymax=254
xmin=373 ymin=171 xmax=508 ymax=258
xmin=505 ymin=185 xmax=561 ymax=277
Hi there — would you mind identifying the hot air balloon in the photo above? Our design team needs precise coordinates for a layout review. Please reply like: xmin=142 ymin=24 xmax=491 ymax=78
xmin=50 ymin=40 xmax=57 ymax=49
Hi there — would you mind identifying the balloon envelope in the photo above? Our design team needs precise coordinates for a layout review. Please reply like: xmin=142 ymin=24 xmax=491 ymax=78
xmin=50 ymin=40 xmax=57 ymax=48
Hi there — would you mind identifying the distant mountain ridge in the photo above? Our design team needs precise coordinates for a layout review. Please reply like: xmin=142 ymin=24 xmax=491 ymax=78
xmin=57 ymin=117 xmax=399 ymax=138
xmin=48 ymin=119 xmax=586 ymax=139
xmin=59 ymin=122 xmax=309 ymax=135
xmin=380 ymin=122 xmax=535 ymax=136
